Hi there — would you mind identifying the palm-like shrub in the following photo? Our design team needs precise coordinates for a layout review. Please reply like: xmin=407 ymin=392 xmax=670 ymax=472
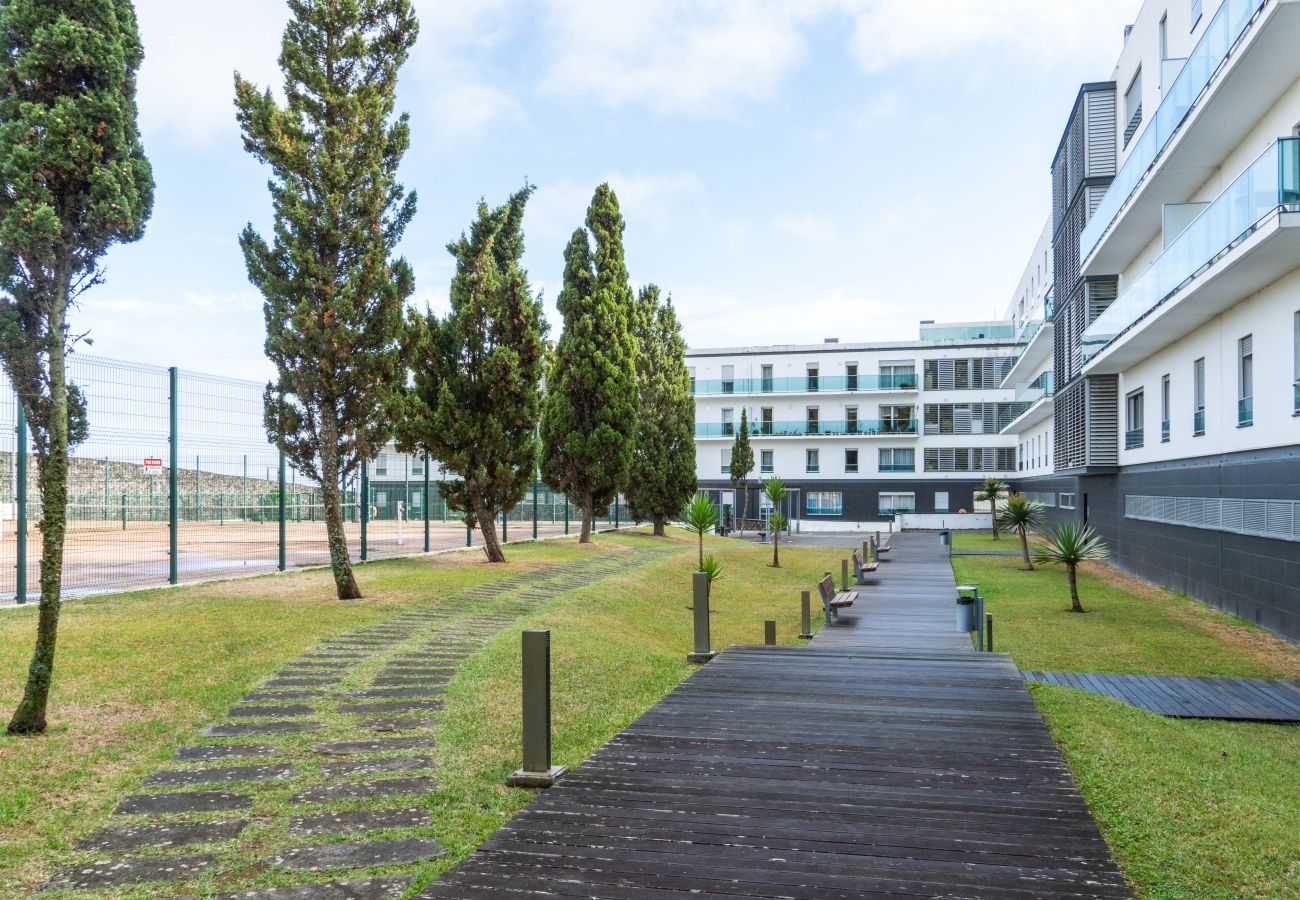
xmin=1033 ymin=522 xmax=1110 ymax=613
xmin=762 ymin=477 xmax=788 ymax=568
xmin=999 ymin=493 xmax=1045 ymax=571
xmin=974 ymin=476 xmax=1008 ymax=540
xmin=680 ymin=491 xmax=719 ymax=571
xmin=701 ymin=553 xmax=723 ymax=586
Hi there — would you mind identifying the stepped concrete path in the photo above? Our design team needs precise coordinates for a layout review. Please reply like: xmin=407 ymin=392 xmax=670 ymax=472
xmin=423 ymin=532 xmax=1131 ymax=899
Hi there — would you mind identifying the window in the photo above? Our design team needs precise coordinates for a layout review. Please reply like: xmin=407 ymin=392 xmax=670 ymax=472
xmin=1238 ymin=335 xmax=1253 ymax=426
xmin=1193 ymin=357 xmax=1206 ymax=435
xmin=844 ymin=448 xmax=859 ymax=473
xmin=1059 ymin=492 xmax=1077 ymax=510
xmin=924 ymin=447 xmax=1016 ymax=472
xmin=806 ymin=363 xmax=819 ymax=392
xmin=1159 ymin=13 xmax=1168 ymax=60
xmin=374 ymin=456 xmax=387 ymax=477
xmin=760 ymin=449 xmax=774 ymax=474
xmin=1124 ymin=67 xmax=1143 ymax=146
xmin=1294 ymin=311 xmax=1300 ymax=413
xmin=846 ymin=363 xmax=858 ymax=391
xmin=805 ymin=449 xmax=819 ymax=473
xmin=376 ymin=491 xmax=387 ymax=506
xmin=688 ymin=367 xmax=696 ymax=393
xmin=721 ymin=364 xmax=735 ymax=394
xmin=411 ymin=491 xmax=422 ymax=509
xmin=721 ymin=408 xmax=734 ymax=436
xmin=721 ymin=448 xmax=732 ymax=475
xmin=934 ymin=491 xmax=949 ymax=514
xmin=411 ymin=459 xmax=423 ymax=476
xmin=1191 ymin=0 xmax=1202 ymax=30
xmin=879 ymin=447 xmax=914 ymax=472
xmin=806 ymin=491 xmax=843 ymax=516
xmin=761 ymin=364 xmax=773 ymax=392
xmin=1125 ymin=389 xmax=1144 ymax=449
xmin=881 ymin=404 xmax=915 ymax=433
xmin=879 ymin=492 xmax=915 ymax=516
xmin=1161 ymin=375 xmax=1171 ymax=442
xmin=845 ymin=405 xmax=858 ymax=434
xmin=760 ymin=407 xmax=773 ymax=434
xmin=806 ymin=406 xmax=819 ymax=435
xmin=880 ymin=364 xmax=916 ymax=389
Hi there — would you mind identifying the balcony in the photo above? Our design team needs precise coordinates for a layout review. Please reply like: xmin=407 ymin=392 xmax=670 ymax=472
xmin=690 ymin=373 xmax=918 ymax=396
xmin=1125 ymin=427 xmax=1144 ymax=450
xmin=1000 ymin=318 xmax=1054 ymax=388
xmin=1013 ymin=371 xmax=1055 ymax=405
xmin=695 ymin=419 xmax=919 ymax=438
xmin=878 ymin=463 xmax=915 ymax=473
xmin=1083 ymin=138 xmax=1300 ymax=372
xmin=1238 ymin=396 xmax=1253 ymax=425
xmin=1081 ymin=0 xmax=1300 ymax=274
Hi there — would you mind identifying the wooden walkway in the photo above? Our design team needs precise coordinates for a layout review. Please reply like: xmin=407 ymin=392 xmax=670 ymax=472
xmin=421 ymin=532 xmax=1130 ymax=899
xmin=1023 ymin=671 xmax=1300 ymax=722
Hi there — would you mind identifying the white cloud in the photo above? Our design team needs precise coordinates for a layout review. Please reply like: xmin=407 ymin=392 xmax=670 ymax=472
xmin=425 ymin=81 xmax=524 ymax=142
xmin=774 ymin=214 xmax=838 ymax=243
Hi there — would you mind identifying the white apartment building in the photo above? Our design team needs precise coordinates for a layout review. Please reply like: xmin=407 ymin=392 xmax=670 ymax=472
xmin=688 ymin=323 xmax=1024 ymax=530
xmin=1005 ymin=0 xmax=1300 ymax=640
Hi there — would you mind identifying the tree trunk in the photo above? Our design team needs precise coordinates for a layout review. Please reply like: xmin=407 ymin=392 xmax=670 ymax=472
xmin=317 ymin=419 xmax=361 ymax=600
xmin=8 ymin=303 xmax=70 ymax=735
xmin=578 ymin=494 xmax=593 ymax=543
xmin=698 ymin=532 xmax=704 ymax=570
xmin=1067 ymin=564 xmax=1085 ymax=613
xmin=1019 ymin=530 xmax=1033 ymax=571
xmin=652 ymin=514 xmax=666 ymax=537
xmin=475 ymin=499 xmax=506 ymax=563
xmin=737 ymin=484 xmax=746 ymax=537
xmin=771 ymin=533 xmax=780 ymax=568
xmin=991 ymin=498 xmax=1000 ymax=540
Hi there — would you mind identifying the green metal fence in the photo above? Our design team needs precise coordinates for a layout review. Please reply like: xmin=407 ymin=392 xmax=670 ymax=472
xmin=2 ymin=355 xmax=626 ymax=603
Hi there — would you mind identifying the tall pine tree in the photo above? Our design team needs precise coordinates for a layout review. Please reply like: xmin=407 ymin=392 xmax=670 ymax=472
xmin=398 ymin=187 xmax=547 ymax=562
xmin=627 ymin=285 xmax=695 ymax=536
xmin=235 ymin=0 xmax=418 ymax=599
xmin=0 ymin=0 xmax=154 ymax=734
xmin=729 ymin=407 xmax=755 ymax=534
xmin=541 ymin=184 xmax=638 ymax=542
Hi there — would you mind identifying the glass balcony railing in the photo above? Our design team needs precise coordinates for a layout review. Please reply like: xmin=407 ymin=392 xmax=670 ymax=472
xmin=695 ymin=419 xmax=919 ymax=438
xmin=1238 ymin=396 xmax=1253 ymax=425
xmin=1012 ymin=371 xmax=1055 ymax=405
xmin=878 ymin=463 xmax=915 ymax=473
xmin=1080 ymin=0 xmax=1269 ymax=264
xmin=1125 ymin=427 xmax=1144 ymax=450
xmin=690 ymin=373 xmax=917 ymax=395
xmin=1083 ymin=137 xmax=1300 ymax=358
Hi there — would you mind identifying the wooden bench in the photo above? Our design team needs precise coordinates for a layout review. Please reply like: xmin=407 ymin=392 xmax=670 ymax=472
xmin=871 ymin=534 xmax=892 ymax=555
xmin=852 ymin=549 xmax=879 ymax=583
xmin=817 ymin=573 xmax=857 ymax=621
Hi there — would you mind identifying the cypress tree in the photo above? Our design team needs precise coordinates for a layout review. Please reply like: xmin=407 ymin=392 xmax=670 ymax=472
xmin=627 ymin=285 xmax=696 ymax=536
xmin=398 ymin=187 xmax=547 ymax=562
xmin=235 ymin=0 xmax=418 ymax=599
xmin=0 ymin=0 xmax=154 ymax=734
xmin=540 ymin=184 xmax=638 ymax=542
xmin=729 ymin=408 xmax=755 ymax=534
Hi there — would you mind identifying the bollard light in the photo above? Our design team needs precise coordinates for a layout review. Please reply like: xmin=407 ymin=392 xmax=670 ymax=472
xmin=985 ymin=613 xmax=994 ymax=653
xmin=687 ymin=571 xmax=716 ymax=664
xmin=506 ymin=629 xmax=567 ymax=788
xmin=841 ymin=558 xmax=850 ymax=593
xmin=764 ymin=619 xmax=776 ymax=645
xmin=798 ymin=590 xmax=812 ymax=640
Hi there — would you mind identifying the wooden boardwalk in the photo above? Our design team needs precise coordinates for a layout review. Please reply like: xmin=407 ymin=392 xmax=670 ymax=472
xmin=1023 ymin=671 xmax=1300 ymax=722
xmin=421 ymin=532 xmax=1130 ymax=899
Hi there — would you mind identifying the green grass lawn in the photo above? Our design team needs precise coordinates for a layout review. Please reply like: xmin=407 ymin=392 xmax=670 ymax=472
xmin=952 ymin=530 xmax=1300 ymax=898
xmin=0 ymin=528 xmax=830 ymax=895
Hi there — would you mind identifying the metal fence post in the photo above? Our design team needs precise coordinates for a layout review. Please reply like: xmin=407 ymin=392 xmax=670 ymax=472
xmin=532 ymin=479 xmax=538 ymax=540
xmin=15 ymin=401 xmax=26 ymax=604
xmin=506 ymin=629 xmax=567 ymax=788
xmin=168 ymin=366 xmax=178 ymax=585
xmin=687 ymin=571 xmax=716 ymax=663
xmin=798 ymin=590 xmax=812 ymax=639
xmin=466 ymin=523 xmax=472 ymax=547
xmin=975 ymin=590 xmax=984 ymax=651
xmin=564 ymin=496 xmax=569 ymax=535
xmin=121 ymin=494 xmax=127 ymax=530
xmin=986 ymin=613 xmax=994 ymax=653
xmin=278 ymin=450 xmax=287 ymax=571
xmin=502 ymin=508 xmax=507 ymax=544
xmin=103 ymin=456 xmax=109 ymax=521
xmin=764 ymin=619 xmax=776 ymax=645
xmin=614 ymin=495 xmax=620 ymax=529
xmin=359 ymin=460 xmax=369 ymax=561
xmin=423 ymin=453 xmax=430 ymax=553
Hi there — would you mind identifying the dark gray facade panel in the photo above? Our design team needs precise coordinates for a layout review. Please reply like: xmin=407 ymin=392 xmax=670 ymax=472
xmin=697 ymin=479 xmax=986 ymax=524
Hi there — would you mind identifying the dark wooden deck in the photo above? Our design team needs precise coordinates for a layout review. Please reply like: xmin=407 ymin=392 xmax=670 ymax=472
xmin=1023 ymin=671 xmax=1300 ymax=722
xmin=421 ymin=532 xmax=1130 ymax=899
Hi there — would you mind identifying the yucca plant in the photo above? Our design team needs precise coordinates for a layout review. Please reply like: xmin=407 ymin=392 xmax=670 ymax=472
xmin=974 ymin=476 xmax=1008 ymax=540
xmin=1034 ymin=522 xmax=1110 ymax=613
xmin=701 ymin=553 xmax=724 ymax=585
xmin=762 ymin=477 xmax=788 ymax=568
xmin=680 ymin=491 xmax=719 ymax=571
xmin=999 ymin=493 xmax=1045 ymax=571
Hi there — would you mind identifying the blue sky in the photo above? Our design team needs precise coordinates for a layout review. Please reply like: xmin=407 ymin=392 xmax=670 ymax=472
xmin=86 ymin=0 xmax=1135 ymax=380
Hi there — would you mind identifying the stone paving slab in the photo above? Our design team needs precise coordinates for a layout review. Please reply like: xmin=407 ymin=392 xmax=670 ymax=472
xmin=319 ymin=755 xmax=433 ymax=778
xmin=76 ymin=818 xmax=249 ymax=851
xmin=228 ymin=704 xmax=316 ymax=718
xmin=243 ymin=690 xmax=327 ymax=702
xmin=336 ymin=701 xmax=443 ymax=716
xmin=46 ymin=852 xmax=217 ymax=889
xmin=269 ymin=838 xmax=445 ymax=872
xmin=364 ymin=717 xmax=437 ymax=733
xmin=287 ymin=808 xmax=432 ymax=838
xmin=263 ymin=678 xmax=341 ymax=688
xmin=115 ymin=790 xmax=252 ymax=816
xmin=175 ymin=744 xmax=282 ymax=761
xmin=313 ymin=737 xmax=436 ymax=756
xmin=340 ymin=687 xmax=442 ymax=699
xmin=289 ymin=776 xmax=436 ymax=804
xmin=205 ymin=721 xmax=325 ymax=737
xmin=217 ymin=876 xmax=414 ymax=899
xmin=143 ymin=764 xmax=296 ymax=788
xmin=371 ymin=677 xmax=448 ymax=687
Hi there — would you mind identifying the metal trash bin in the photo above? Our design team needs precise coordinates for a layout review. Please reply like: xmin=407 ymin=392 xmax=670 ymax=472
xmin=956 ymin=584 xmax=979 ymax=632
xmin=939 ymin=530 xmax=950 ymax=547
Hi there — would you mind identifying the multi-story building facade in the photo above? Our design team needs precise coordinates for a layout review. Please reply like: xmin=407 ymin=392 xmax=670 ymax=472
xmin=1006 ymin=0 xmax=1300 ymax=640
xmin=689 ymin=323 xmax=1024 ymax=529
